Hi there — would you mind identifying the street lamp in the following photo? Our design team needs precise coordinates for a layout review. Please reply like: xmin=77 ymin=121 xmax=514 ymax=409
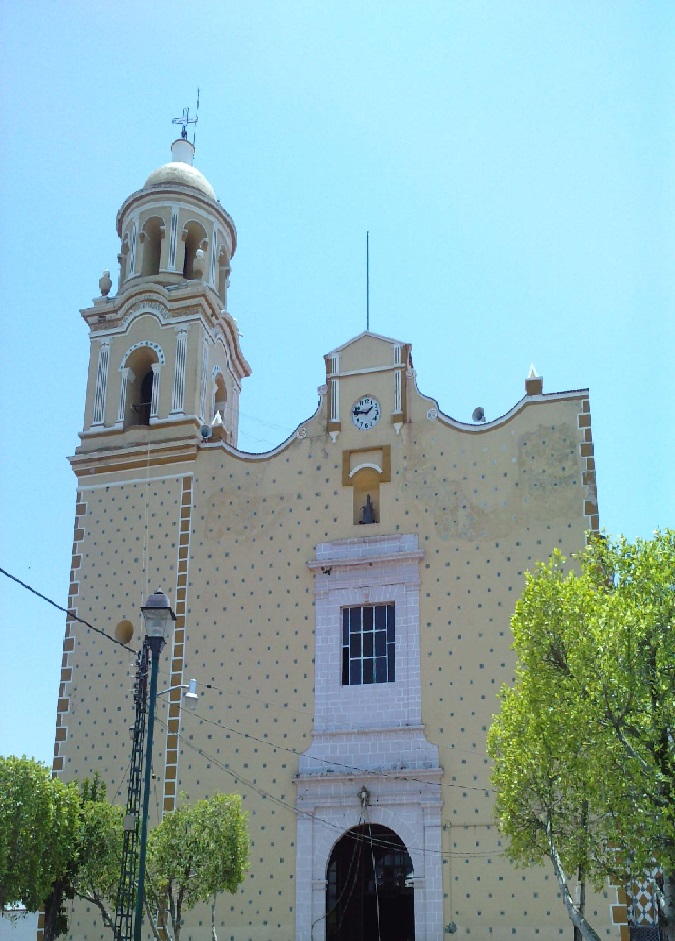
xmin=114 ymin=594 xmax=199 ymax=941
xmin=133 ymin=589 xmax=175 ymax=941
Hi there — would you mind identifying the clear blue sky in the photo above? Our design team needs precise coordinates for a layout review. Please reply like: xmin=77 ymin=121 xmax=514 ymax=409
xmin=1 ymin=1 xmax=673 ymax=766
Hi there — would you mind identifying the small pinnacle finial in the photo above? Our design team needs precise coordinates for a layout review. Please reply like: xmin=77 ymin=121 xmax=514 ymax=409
xmin=525 ymin=364 xmax=544 ymax=396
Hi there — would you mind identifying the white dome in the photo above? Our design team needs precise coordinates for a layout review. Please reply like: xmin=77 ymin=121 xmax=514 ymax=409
xmin=144 ymin=161 xmax=217 ymax=200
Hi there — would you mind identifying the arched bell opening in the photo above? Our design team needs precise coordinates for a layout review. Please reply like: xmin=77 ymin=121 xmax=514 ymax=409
xmin=326 ymin=824 xmax=414 ymax=941
xmin=352 ymin=466 xmax=381 ymax=526
xmin=182 ymin=221 xmax=208 ymax=280
xmin=139 ymin=216 xmax=165 ymax=277
xmin=124 ymin=347 xmax=159 ymax=428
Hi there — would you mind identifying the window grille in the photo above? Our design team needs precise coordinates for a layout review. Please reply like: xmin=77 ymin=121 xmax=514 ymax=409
xmin=342 ymin=603 xmax=395 ymax=685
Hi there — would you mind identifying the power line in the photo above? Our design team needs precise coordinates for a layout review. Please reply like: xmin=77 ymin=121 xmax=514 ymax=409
xmin=160 ymin=717 xmax=505 ymax=861
xmin=4 ymin=566 xmax=496 ymax=797
xmin=112 ymin=755 xmax=133 ymax=804
xmin=205 ymin=681 xmax=309 ymax=715
xmin=204 ymin=680 xmax=495 ymax=762
xmin=184 ymin=705 xmax=494 ymax=795
xmin=0 ymin=566 xmax=136 ymax=652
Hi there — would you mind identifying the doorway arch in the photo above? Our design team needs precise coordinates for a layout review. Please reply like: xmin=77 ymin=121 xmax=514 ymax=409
xmin=326 ymin=824 xmax=414 ymax=941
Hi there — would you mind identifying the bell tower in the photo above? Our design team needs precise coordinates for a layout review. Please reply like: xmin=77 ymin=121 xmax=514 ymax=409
xmin=74 ymin=134 xmax=250 ymax=474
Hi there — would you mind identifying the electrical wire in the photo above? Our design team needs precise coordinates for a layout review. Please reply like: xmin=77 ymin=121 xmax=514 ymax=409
xmin=112 ymin=755 xmax=133 ymax=804
xmin=156 ymin=715 xmax=506 ymax=861
xmin=205 ymin=682 xmax=311 ymax=716
xmin=183 ymin=704 xmax=494 ymax=796
xmin=152 ymin=758 xmax=162 ymax=826
xmin=4 ymin=566 xmax=500 ymax=782
xmin=4 ymin=567 xmax=499 ymax=831
xmin=204 ymin=680 xmax=497 ymax=762
xmin=316 ymin=805 xmax=364 ymax=941
xmin=142 ymin=430 xmax=152 ymax=608
xmin=366 ymin=818 xmax=382 ymax=941
xmin=0 ymin=566 xmax=136 ymax=652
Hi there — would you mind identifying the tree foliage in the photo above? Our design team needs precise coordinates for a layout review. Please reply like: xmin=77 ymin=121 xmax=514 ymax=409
xmin=0 ymin=757 xmax=79 ymax=914
xmin=146 ymin=793 xmax=249 ymax=941
xmin=41 ymin=775 xmax=123 ymax=941
xmin=0 ymin=755 xmax=249 ymax=941
xmin=488 ymin=531 xmax=675 ymax=940
xmin=69 ymin=777 xmax=123 ymax=937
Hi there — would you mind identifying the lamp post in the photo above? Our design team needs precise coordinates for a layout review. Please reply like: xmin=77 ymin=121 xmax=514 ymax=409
xmin=133 ymin=589 xmax=175 ymax=941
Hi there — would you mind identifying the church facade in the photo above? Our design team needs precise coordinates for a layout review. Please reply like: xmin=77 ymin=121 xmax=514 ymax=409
xmin=52 ymin=138 xmax=626 ymax=941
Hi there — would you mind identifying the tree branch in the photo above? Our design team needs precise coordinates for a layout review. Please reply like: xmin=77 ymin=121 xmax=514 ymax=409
xmin=143 ymin=882 xmax=169 ymax=941
xmin=73 ymin=891 xmax=118 ymax=941
xmin=211 ymin=893 xmax=218 ymax=941
xmin=545 ymin=818 xmax=603 ymax=941
xmin=601 ymin=688 xmax=666 ymax=783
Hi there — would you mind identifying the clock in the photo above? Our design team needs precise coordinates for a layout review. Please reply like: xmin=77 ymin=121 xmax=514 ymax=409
xmin=351 ymin=395 xmax=381 ymax=430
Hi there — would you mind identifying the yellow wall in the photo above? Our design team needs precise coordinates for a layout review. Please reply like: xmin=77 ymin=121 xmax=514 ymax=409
xmin=55 ymin=329 xmax=616 ymax=941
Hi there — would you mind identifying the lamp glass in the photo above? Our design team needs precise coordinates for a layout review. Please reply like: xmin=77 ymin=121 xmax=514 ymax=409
xmin=142 ymin=611 xmax=171 ymax=642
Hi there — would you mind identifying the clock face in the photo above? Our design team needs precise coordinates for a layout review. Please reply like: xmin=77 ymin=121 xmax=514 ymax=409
xmin=351 ymin=395 xmax=381 ymax=430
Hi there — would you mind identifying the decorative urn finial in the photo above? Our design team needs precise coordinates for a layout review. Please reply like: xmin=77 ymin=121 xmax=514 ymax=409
xmin=99 ymin=269 xmax=112 ymax=297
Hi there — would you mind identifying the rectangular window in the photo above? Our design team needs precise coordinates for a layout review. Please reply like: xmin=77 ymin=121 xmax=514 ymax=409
xmin=341 ymin=603 xmax=395 ymax=685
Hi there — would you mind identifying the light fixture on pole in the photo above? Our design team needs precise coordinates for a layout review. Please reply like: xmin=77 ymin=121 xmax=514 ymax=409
xmin=158 ymin=676 xmax=199 ymax=708
xmin=133 ymin=589 xmax=175 ymax=941
xmin=183 ymin=677 xmax=198 ymax=707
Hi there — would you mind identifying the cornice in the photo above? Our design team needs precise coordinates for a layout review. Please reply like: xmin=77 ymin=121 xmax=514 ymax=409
xmin=293 ymin=766 xmax=443 ymax=785
xmin=307 ymin=550 xmax=425 ymax=572
xmin=421 ymin=386 xmax=592 ymax=435
xmin=69 ymin=435 xmax=199 ymax=478
xmin=80 ymin=284 xmax=244 ymax=358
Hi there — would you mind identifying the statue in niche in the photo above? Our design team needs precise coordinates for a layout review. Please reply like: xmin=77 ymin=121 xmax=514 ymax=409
xmin=360 ymin=494 xmax=376 ymax=525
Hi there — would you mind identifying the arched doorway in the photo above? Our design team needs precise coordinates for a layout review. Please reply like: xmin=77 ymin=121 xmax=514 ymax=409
xmin=326 ymin=824 xmax=414 ymax=941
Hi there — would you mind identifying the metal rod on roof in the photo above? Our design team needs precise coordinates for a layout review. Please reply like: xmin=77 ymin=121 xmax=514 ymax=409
xmin=366 ymin=231 xmax=370 ymax=331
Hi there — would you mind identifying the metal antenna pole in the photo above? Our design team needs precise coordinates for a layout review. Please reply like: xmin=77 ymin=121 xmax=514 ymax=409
xmin=366 ymin=231 xmax=370 ymax=331
xmin=114 ymin=647 xmax=149 ymax=941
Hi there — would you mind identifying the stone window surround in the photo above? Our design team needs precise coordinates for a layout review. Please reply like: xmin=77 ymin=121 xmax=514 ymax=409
xmin=296 ymin=533 xmax=443 ymax=940
xmin=307 ymin=533 xmax=425 ymax=734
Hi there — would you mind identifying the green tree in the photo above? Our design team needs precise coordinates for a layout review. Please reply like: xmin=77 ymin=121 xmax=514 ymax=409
xmin=145 ymin=793 xmax=249 ymax=941
xmin=72 ymin=777 xmax=124 ymax=937
xmin=0 ymin=759 xmax=248 ymax=941
xmin=488 ymin=531 xmax=675 ymax=941
xmin=42 ymin=775 xmax=123 ymax=941
xmin=0 ymin=757 xmax=79 ymax=914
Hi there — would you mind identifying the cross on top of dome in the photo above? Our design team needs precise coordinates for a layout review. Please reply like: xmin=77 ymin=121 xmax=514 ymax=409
xmin=172 ymin=89 xmax=200 ymax=142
